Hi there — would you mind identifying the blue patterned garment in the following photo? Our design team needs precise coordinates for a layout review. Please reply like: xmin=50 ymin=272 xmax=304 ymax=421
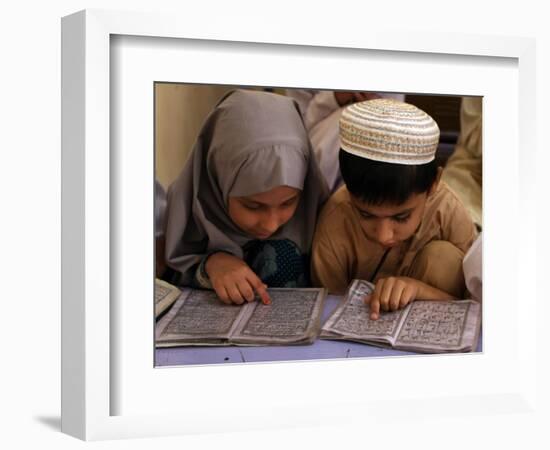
xmin=243 ymin=239 xmax=310 ymax=288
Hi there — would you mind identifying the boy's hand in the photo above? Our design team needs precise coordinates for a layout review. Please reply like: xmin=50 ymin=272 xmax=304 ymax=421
xmin=365 ymin=276 xmax=419 ymax=320
xmin=205 ymin=252 xmax=271 ymax=306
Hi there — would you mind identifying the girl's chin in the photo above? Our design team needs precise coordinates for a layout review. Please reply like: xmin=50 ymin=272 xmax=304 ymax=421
xmin=253 ymin=233 xmax=272 ymax=240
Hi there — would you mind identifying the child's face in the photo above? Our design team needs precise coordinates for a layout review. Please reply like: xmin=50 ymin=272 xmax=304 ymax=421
xmin=349 ymin=191 xmax=431 ymax=248
xmin=228 ymin=186 xmax=301 ymax=240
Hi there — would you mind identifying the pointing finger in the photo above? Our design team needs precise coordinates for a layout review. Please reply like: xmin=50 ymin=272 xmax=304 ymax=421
xmin=256 ymin=283 xmax=271 ymax=305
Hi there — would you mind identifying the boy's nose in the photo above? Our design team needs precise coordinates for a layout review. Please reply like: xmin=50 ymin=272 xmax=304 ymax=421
xmin=375 ymin=220 xmax=394 ymax=246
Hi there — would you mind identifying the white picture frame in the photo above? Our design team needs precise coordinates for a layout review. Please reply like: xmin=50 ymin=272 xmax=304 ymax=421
xmin=61 ymin=8 xmax=540 ymax=441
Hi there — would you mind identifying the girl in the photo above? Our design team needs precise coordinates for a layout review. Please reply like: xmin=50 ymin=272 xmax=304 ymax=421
xmin=164 ymin=89 xmax=329 ymax=305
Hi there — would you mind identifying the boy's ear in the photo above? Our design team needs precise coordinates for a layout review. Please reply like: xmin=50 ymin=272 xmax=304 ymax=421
xmin=428 ymin=166 xmax=443 ymax=197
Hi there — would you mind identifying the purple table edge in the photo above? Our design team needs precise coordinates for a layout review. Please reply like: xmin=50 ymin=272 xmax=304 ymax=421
xmin=155 ymin=295 xmax=483 ymax=367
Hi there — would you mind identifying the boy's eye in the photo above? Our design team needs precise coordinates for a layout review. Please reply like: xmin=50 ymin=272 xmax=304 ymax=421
xmin=393 ymin=215 xmax=410 ymax=223
xmin=359 ymin=212 xmax=373 ymax=220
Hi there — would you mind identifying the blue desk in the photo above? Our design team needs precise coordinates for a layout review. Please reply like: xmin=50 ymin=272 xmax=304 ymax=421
xmin=155 ymin=295 xmax=482 ymax=367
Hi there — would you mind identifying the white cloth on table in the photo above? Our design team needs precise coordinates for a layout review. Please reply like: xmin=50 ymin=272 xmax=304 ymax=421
xmin=463 ymin=233 xmax=482 ymax=301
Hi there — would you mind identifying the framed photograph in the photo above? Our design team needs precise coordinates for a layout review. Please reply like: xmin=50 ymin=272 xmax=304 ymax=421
xmin=62 ymin=9 xmax=538 ymax=441
xmin=153 ymin=84 xmax=481 ymax=364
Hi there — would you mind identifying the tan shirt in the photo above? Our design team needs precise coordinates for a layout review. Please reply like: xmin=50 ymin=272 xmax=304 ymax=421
xmin=311 ymin=182 xmax=477 ymax=294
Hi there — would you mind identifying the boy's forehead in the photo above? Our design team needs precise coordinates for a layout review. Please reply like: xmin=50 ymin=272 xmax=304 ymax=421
xmin=350 ymin=192 xmax=424 ymax=215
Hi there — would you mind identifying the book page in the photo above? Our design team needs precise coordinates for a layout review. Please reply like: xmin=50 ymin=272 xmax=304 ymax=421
xmin=321 ymin=279 xmax=407 ymax=344
xmin=230 ymin=288 xmax=326 ymax=345
xmin=155 ymin=289 xmax=250 ymax=346
xmin=394 ymin=300 xmax=481 ymax=352
xmin=154 ymin=278 xmax=182 ymax=318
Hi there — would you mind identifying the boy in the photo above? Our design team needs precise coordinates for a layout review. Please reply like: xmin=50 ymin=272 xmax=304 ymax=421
xmin=311 ymin=99 xmax=477 ymax=319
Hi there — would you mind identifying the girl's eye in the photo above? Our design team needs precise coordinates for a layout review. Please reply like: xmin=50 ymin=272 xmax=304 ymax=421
xmin=243 ymin=203 xmax=261 ymax=211
xmin=282 ymin=197 xmax=298 ymax=207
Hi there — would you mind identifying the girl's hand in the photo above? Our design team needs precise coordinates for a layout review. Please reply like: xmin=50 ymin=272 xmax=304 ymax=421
xmin=205 ymin=252 xmax=271 ymax=305
xmin=365 ymin=276 xmax=419 ymax=320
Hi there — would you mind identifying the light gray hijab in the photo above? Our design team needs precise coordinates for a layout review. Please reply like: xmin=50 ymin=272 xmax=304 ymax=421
xmin=164 ymin=89 xmax=329 ymax=284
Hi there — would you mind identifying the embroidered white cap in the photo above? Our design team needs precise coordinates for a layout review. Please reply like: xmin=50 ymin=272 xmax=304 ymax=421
xmin=339 ymin=98 xmax=440 ymax=164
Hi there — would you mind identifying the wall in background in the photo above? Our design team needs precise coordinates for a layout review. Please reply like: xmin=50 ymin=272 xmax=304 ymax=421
xmin=155 ymin=86 xmax=464 ymax=189
xmin=155 ymin=84 xmax=233 ymax=188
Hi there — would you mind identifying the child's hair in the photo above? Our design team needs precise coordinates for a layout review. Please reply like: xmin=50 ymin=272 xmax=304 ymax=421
xmin=339 ymin=149 xmax=439 ymax=206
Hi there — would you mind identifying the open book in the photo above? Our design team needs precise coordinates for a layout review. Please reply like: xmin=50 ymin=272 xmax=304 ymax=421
xmin=321 ymin=279 xmax=481 ymax=353
xmin=156 ymin=287 xmax=327 ymax=347
xmin=155 ymin=278 xmax=182 ymax=318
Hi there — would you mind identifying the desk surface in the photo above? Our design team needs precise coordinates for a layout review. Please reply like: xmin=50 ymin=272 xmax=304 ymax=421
xmin=155 ymin=295 xmax=482 ymax=367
